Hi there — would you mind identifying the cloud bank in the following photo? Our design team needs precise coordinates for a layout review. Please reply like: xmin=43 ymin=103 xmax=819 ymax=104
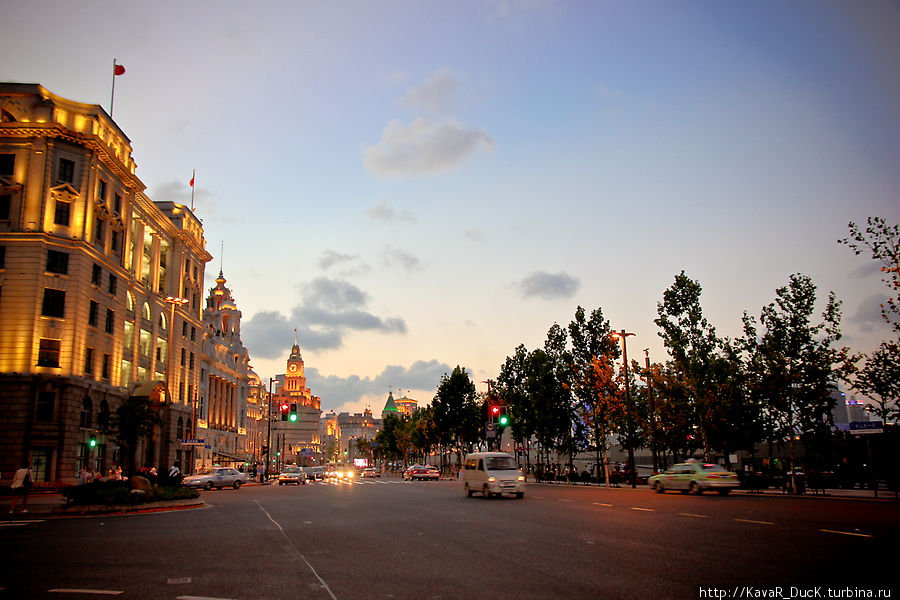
xmin=515 ymin=271 xmax=581 ymax=300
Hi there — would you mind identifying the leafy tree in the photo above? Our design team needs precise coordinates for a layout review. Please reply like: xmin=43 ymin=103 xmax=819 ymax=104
xmin=741 ymin=273 xmax=853 ymax=491
xmin=110 ymin=396 xmax=162 ymax=476
xmin=374 ymin=412 xmax=409 ymax=463
xmin=496 ymin=345 xmax=535 ymax=468
xmin=432 ymin=366 xmax=480 ymax=468
xmin=655 ymin=271 xmax=725 ymax=460
xmin=839 ymin=217 xmax=900 ymax=334
xmin=852 ymin=341 xmax=900 ymax=423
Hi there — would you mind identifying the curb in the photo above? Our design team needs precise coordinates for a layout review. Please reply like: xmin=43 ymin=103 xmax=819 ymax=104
xmin=49 ymin=498 xmax=206 ymax=517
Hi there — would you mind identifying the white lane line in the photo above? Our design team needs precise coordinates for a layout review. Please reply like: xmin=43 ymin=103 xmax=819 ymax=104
xmin=559 ymin=499 xmax=574 ymax=503
xmin=679 ymin=513 xmax=708 ymax=519
xmin=167 ymin=578 xmax=192 ymax=584
xmin=734 ymin=518 xmax=774 ymax=525
xmin=49 ymin=590 xmax=122 ymax=596
xmin=820 ymin=529 xmax=873 ymax=538
xmin=631 ymin=507 xmax=655 ymax=512
xmin=592 ymin=502 xmax=613 ymax=507
xmin=256 ymin=500 xmax=338 ymax=600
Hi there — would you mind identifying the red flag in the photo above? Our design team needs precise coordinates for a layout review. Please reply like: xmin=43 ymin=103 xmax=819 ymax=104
xmin=189 ymin=176 xmax=194 ymax=187
xmin=114 ymin=64 xmax=126 ymax=76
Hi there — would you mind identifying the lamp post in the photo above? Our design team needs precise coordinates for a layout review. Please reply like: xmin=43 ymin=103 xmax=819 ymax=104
xmin=644 ymin=348 xmax=658 ymax=473
xmin=164 ymin=296 xmax=188 ymax=471
xmin=265 ymin=377 xmax=274 ymax=482
xmin=612 ymin=329 xmax=637 ymax=488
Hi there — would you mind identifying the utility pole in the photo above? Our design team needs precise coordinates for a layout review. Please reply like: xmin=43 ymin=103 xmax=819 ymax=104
xmin=613 ymin=330 xmax=637 ymax=488
xmin=644 ymin=348 xmax=658 ymax=473
xmin=265 ymin=377 xmax=273 ymax=482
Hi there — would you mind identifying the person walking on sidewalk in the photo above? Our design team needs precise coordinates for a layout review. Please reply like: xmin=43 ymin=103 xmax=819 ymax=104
xmin=10 ymin=462 xmax=34 ymax=514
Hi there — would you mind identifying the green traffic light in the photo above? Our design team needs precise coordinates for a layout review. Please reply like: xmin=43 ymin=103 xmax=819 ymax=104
xmin=499 ymin=416 xmax=508 ymax=426
xmin=89 ymin=437 xmax=97 ymax=447
xmin=289 ymin=414 xmax=298 ymax=422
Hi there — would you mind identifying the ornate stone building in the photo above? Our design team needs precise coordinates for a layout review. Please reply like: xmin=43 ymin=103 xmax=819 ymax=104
xmin=0 ymin=83 xmax=211 ymax=483
xmin=271 ymin=337 xmax=321 ymax=465
xmin=195 ymin=270 xmax=251 ymax=469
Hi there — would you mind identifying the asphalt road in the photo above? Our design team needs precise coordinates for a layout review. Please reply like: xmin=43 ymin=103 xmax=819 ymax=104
xmin=2 ymin=478 xmax=898 ymax=599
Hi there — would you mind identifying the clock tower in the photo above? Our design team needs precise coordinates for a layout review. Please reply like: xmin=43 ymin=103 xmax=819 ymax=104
xmin=284 ymin=338 xmax=306 ymax=393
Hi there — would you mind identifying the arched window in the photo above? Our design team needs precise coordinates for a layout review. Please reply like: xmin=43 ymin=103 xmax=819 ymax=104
xmin=80 ymin=396 xmax=93 ymax=429
xmin=141 ymin=302 xmax=152 ymax=329
xmin=126 ymin=291 xmax=136 ymax=313
xmin=159 ymin=313 xmax=167 ymax=331
xmin=98 ymin=400 xmax=110 ymax=431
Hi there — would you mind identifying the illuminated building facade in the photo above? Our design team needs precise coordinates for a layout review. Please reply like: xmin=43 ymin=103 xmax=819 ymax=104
xmin=272 ymin=338 xmax=322 ymax=464
xmin=382 ymin=391 xmax=417 ymax=419
xmin=0 ymin=83 xmax=211 ymax=484
xmin=195 ymin=271 xmax=251 ymax=469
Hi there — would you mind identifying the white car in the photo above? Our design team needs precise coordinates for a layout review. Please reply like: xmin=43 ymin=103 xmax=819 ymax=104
xmin=182 ymin=467 xmax=246 ymax=490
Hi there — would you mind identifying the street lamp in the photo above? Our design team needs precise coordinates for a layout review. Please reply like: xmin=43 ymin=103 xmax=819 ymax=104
xmin=611 ymin=329 xmax=637 ymax=488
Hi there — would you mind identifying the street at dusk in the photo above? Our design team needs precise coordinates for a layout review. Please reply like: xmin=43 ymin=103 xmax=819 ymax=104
xmin=3 ymin=480 xmax=898 ymax=599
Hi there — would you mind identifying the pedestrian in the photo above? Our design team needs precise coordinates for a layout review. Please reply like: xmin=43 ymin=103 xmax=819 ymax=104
xmin=148 ymin=466 xmax=158 ymax=485
xmin=9 ymin=461 xmax=34 ymax=514
xmin=167 ymin=460 xmax=182 ymax=485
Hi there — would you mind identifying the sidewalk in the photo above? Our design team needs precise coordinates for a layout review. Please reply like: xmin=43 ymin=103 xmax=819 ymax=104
xmin=1 ymin=490 xmax=204 ymax=518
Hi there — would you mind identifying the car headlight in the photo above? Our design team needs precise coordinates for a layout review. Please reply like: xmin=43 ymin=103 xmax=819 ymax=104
xmin=517 ymin=476 xmax=525 ymax=481
xmin=488 ymin=476 xmax=496 ymax=482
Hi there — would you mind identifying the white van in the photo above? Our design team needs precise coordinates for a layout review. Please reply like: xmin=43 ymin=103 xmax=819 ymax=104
xmin=463 ymin=452 xmax=525 ymax=498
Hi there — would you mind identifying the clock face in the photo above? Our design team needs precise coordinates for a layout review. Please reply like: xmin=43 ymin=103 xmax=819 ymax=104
xmin=289 ymin=364 xmax=297 ymax=372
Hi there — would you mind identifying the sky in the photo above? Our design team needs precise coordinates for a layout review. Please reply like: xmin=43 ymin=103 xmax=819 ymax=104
xmin=3 ymin=1 xmax=898 ymax=415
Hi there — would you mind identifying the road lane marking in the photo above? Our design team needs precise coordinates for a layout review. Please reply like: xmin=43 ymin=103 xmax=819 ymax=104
xmin=49 ymin=591 xmax=122 ymax=596
xmin=820 ymin=529 xmax=873 ymax=538
xmin=167 ymin=578 xmax=192 ymax=584
xmin=256 ymin=501 xmax=338 ymax=600
xmin=733 ymin=518 xmax=774 ymax=525
xmin=592 ymin=502 xmax=612 ymax=507
xmin=631 ymin=507 xmax=655 ymax=512
xmin=679 ymin=513 xmax=708 ymax=518
xmin=177 ymin=596 xmax=237 ymax=600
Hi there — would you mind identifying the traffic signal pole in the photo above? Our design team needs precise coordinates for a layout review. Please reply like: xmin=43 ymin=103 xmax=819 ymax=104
xmin=265 ymin=377 xmax=273 ymax=481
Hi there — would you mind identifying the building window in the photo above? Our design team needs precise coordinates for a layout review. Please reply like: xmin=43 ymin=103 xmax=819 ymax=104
xmin=110 ymin=229 xmax=119 ymax=255
xmin=88 ymin=300 xmax=99 ymax=327
xmin=58 ymin=158 xmax=75 ymax=184
xmin=98 ymin=400 xmax=110 ymax=431
xmin=0 ymin=153 xmax=13 ymax=176
xmin=94 ymin=217 xmax=105 ymax=249
xmin=176 ymin=417 xmax=184 ymax=440
xmin=190 ymin=326 xmax=196 ymax=341
xmin=97 ymin=179 xmax=107 ymax=204
xmin=182 ymin=321 xmax=188 ymax=337
xmin=108 ymin=274 xmax=117 ymax=296
xmin=180 ymin=348 xmax=186 ymax=367
xmin=0 ymin=194 xmax=10 ymax=220
xmin=105 ymin=308 xmax=115 ymax=334
xmin=46 ymin=250 xmax=69 ymax=275
xmin=54 ymin=200 xmax=71 ymax=226
xmin=179 ymin=382 xmax=185 ymax=403
xmin=37 ymin=338 xmax=61 ymax=367
xmin=80 ymin=397 xmax=93 ymax=429
xmin=36 ymin=391 xmax=55 ymax=422
xmin=189 ymin=352 xmax=195 ymax=371
xmin=92 ymin=264 xmax=102 ymax=286
xmin=114 ymin=193 xmax=122 ymax=215
xmin=102 ymin=354 xmax=111 ymax=380
xmin=41 ymin=289 xmax=66 ymax=318
xmin=0 ymin=245 xmax=5 ymax=268
xmin=85 ymin=347 xmax=94 ymax=375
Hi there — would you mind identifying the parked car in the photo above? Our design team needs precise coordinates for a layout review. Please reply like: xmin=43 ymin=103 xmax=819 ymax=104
xmin=183 ymin=467 xmax=246 ymax=490
xmin=278 ymin=466 xmax=307 ymax=486
xmin=362 ymin=467 xmax=380 ymax=478
xmin=404 ymin=464 xmax=440 ymax=481
xmin=648 ymin=460 xmax=739 ymax=495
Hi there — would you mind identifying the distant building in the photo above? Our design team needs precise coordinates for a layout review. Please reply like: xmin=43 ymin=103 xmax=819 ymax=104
xmin=394 ymin=394 xmax=417 ymax=417
xmin=271 ymin=337 xmax=322 ymax=464
xmin=382 ymin=391 xmax=399 ymax=420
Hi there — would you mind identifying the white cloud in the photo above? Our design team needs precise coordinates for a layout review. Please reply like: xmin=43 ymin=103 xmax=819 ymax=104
xmin=364 ymin=118 xmax=495 ymax=177
xmin=400 ymin=68 xmax=462 ymax=115
xmin=365 ymin=199 xmax=415 ymax=223
xmin=382 ymin=245 xmax=422 ymax=271
xmin=515 ymin=271 xmax=581 ymax=300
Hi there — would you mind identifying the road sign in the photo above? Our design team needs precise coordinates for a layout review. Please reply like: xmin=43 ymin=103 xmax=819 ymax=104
xmin=486 ymin=422 xmax=496 ymax=439
xmin=849 ymin=421 xmax=884 ymax=435
xmin=179 ymin=439 xmax=206 ymax=446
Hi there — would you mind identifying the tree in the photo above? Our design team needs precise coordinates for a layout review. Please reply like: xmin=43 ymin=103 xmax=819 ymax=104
xmin=852 ymin=341 xmax=900 ymax=423
xmin=432 ymin=366 xmax=480 ymax=470
xmin=839 ymin=217 xmax=900 ymax=335
xmin=655 ymin=271 xmax=724 ymax=461
xmin=110 ymin=396 xmax=161 ymax=476
xmin=496 ymin=345 xmax=535 ymax=469
xmin=741 ymin=273 xmax=853 ymax=491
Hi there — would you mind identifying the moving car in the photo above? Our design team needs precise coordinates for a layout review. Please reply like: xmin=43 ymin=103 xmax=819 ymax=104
xmin=303 ymin=466 xmax=325 ymax=482
xmin=326 ymin=464 xmax=357 ymax=481
xmin=648 ymin=460 xmax=739 ymax=495
xmin=362 ymin=467 xmax=380 ymax=478
xmin=182 ymin=467 xmax=246 ymax=490
xmin=404 ymin=464 xmax=440 ymax=481
xmin=278 ymin=466 xmax=307 ymax=485
xmin=463 ymin=452 xmax=525 ymax=498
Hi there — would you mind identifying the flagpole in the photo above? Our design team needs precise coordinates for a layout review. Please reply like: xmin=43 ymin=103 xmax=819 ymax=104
xmin=110 ymin=59 xmax=118 ymax=117
xmin=190 ymin=169 xmax=195 ymax=211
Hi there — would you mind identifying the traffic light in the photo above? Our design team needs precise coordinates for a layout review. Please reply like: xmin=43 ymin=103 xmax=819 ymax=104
xmin=89 ymin=432 xmax=97 ymax=448
xmin=490 ymin=405 xmax=500 ymax=419
xmin=262 ymin=445 xmax=268 ymax=456
xmin=289 ymin=403 xmax=298 ymax=422
xmin=280 ymin=402 xmax=289 ymax=421
xmin=498 ymin=414 xmax=509 ymax=427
